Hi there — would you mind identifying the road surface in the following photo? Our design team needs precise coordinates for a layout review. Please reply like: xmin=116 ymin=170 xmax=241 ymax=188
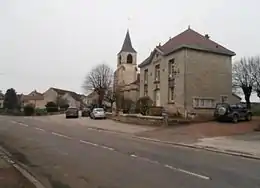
xmin=0 ymin=115 xmax=260 ymax=188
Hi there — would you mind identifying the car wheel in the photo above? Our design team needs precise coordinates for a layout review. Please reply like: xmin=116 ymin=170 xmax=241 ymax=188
xmin=232 ymin=114 xmax=239 ymax=123
xmin=246 ymin=114 xmax=252 ymax=121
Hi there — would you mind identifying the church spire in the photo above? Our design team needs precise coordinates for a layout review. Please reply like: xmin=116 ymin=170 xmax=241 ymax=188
xmin=118 ymin=30 xmax=136 ymax=54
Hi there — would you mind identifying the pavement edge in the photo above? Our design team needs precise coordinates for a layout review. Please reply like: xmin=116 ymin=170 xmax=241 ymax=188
xmin=0 ymin=146 xmax=46 ymax=188
xmin=78 ymin=125 xmax=260 ymax=160
xmin=134 ymin=136 xmax=260 ymax=160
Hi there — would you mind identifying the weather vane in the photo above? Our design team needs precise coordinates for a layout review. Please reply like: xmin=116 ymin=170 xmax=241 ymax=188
xmin=128 ymin=17 xmax=131 ymax=29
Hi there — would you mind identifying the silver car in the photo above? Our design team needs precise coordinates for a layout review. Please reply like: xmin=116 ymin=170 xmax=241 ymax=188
xmin=90 ymin=108 xmax=106 ymax=119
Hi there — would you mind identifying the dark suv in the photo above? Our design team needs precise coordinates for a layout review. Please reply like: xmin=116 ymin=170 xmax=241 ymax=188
xmin=214 ymin=103 xmax=252 ymax=123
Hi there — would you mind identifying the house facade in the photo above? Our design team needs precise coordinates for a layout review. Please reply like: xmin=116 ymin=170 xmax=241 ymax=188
xmin=20 ymin=90 xmax=45 ymax=108
xmin=113 ymin=30 xmax=140 ymax=102
xmin=43 ymin=87 xmax=85 ymax=109
xmin=138 ymin=27 xmax=239 ymax=116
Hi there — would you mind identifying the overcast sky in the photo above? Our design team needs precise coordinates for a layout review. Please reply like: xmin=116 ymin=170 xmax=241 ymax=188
xmin=0 ymin=0 xmax=259 ymax=101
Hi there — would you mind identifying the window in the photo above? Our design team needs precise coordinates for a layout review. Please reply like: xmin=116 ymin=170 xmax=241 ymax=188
xmin=193 ymin=98 xmax=215 ymax=108
xmin=144 ymin=85 xmax=148 ymax=96
xmin=168 ymin=59 xmax=175 ymax=77
xmin=127 ymin=54 xmax=133 ymax=64
xmin=144 ymin=69 xmax=148 ymax=83
xmin=155 ymin=64 xmax=160 ymax=81
xmin=220 ymin=95 xmax=228 ymax=103
xmin=169 ymin=87 xmax=174 ymax=102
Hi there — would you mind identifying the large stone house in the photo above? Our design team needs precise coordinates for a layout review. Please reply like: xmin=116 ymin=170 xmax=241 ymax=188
xmin=113 ymin=30 xmax=140 ymax=102
xmin=138 ymin=27 xmax=240 ymax=116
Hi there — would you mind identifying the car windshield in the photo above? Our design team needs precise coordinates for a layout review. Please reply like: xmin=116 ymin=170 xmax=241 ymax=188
xmin=94 ymin=108 xmax=104 ymax=112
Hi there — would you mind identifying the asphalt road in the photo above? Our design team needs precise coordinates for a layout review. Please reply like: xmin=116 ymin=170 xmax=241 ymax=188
xmin=0 ymin=115 xmax=260 ymax=188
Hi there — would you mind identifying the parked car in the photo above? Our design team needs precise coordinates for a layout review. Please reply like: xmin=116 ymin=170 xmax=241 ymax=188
xmin=90 ymin=108 xmax=106 ymax=119
xmin=65 ymin=107 xmax=79 ymax=118
xmin=82 ymin=108 xmax=91 ymax=117
xmin=214 ymin=103 xmax=252 ymax=123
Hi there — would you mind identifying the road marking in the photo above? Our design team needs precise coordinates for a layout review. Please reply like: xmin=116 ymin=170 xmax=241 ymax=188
xmin=101 ymin=146 xmax=115 ymax=151
xmin=10 ymin=120 xmax=17 ymax=124
xmin=34 ymin=128 xmax=45 ymax=132
xmin=130 ymin=154 xmax=137 ymax=158
xmin=51 ymin=132 xmax=72 ymax=139
xmin=80 ymin=140 xmax=98 ymax=146
xmin=130 ymin=154 xmax=210 ymax=180
xmin=18 ymin=122 xmax=28 ymax=127
xmin=163 ymin=164 xmax=210 ymax=180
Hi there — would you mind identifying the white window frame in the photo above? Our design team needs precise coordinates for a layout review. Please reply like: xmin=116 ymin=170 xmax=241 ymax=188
xmin=155 ymin=64 xmax=160 ymax=81
xmin=193 ymin=97 xmax=215 ymax=109
xmin=168 ymin=59 xmax=175 ymax=76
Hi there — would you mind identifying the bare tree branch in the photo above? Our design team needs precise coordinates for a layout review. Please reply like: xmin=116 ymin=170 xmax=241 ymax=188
xmin=251 ymin=56 xmax=260 ymax=98
xmin=232 ymin=57 xmax=256 ymax=108
xmin=82 ymin=64 xmax=114 ymax=106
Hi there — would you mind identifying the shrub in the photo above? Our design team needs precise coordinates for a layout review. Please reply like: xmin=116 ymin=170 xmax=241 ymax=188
xmin=149 ymin=106 xmax=163 ymax=116
xmin=35 ymin=108 xmax=48 ymax=116
xmin=24 ymin=104 xmax=35 ymax=116
xmin=45 ymin=102 xmax=59 ymax=112
xmin=137 ymin=96 xmax=153 ymax=115
xmin=122 ymin=98 xmax=134 ymax=114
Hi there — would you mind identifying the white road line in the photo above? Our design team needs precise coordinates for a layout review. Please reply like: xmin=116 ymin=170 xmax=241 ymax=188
xmin=101 ymin=146 xmax=115 ymax=151
xmin=130 ymin=154 xmax=138 ymax=158
xmin=51 ymin=132 xmax=72 ymax=139
xmin=18 ymin=122 xmax=28 ymax=127
xmin=34 ymin=128 xmax=45 ymax=132
xmin=129 ymin=153 xmax=210 ymax=180
xmin=79 ymin=140 xmax=98 ymax=147
xmin=164 ymin=164 xmax=210 ymax=180
xmin=10 ymin=120 xmax=17 ymax=124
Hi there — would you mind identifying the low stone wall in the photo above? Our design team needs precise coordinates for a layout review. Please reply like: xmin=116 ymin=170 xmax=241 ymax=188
xmin=105 ymin=112 xmax=190 ymax=126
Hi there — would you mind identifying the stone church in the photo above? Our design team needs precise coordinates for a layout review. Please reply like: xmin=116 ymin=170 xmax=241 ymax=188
xmin=113 ymin=30 xmax=140 ymax=103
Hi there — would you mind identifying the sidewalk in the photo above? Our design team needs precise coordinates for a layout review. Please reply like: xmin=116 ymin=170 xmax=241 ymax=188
xmin=193 ymin=133 xmax=260 ymax=157
xmin=0 ymin=154 xmax=36 ymax=188
xmin=136 ymin=119 xmax=260 ymax=159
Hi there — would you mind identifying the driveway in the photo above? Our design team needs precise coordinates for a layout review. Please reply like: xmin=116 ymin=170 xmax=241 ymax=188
xmin=0 ymin=115 xmax=260 ymax=187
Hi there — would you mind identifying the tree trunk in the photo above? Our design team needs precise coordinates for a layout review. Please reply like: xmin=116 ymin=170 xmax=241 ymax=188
xmin=242 ymin=85 xmax=252 ymax=109
xmin=98 ymin=89 xmax=105 ymax=107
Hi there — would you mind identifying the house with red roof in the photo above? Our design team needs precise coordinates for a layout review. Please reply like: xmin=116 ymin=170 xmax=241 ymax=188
xmin=138 ymin=27 xmax=240 ymax=116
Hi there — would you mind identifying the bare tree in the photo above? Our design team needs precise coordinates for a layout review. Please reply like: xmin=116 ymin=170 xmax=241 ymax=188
xmin=83 ymin=64 xmax=113 ymax=106
xmin=232 ymin=57 xmax=255 ymax=108
xmin=250 ymin=56 xmax=260 ymax=98
xmin=105 ymin=89 xmax=116 ymax=110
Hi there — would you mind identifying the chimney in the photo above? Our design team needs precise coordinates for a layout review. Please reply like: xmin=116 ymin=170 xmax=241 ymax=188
xmin=205 ymin=34 xmax=210 ymax=39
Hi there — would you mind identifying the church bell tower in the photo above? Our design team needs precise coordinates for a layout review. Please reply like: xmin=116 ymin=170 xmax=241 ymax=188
xmin=115 ymin=30 xmax=138 ymax=87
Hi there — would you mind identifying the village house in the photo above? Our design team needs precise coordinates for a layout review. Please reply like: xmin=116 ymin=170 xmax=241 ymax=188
xmin=138 ymin=27 xmax=240 ymax=116
xmin=43 ymin=87 xmax=86 ymax=109
xmin=20 ymin=90 xmax=45 ymax=108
